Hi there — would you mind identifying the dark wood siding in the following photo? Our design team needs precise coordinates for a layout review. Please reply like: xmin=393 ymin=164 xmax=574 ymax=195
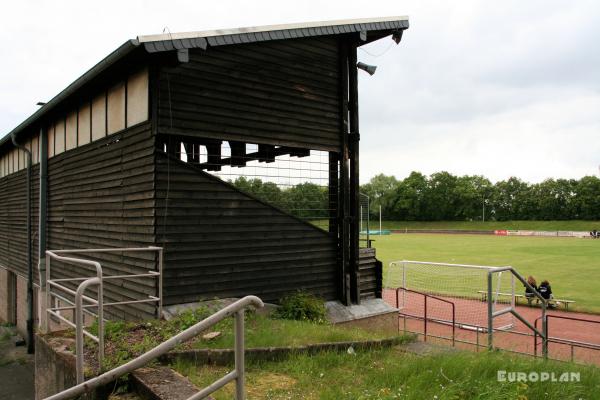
xmin=46 ymin=122 xmax=157 ymax=319
xmin=0 ymin=165 xmax=40 ymax=280
xmin=155 ymin=152 xmax=338 ymax=304
xmin=359 ymin=247 xmax=382 ymax=300
xmin=158 ymin=37 xmax=341 ymax=152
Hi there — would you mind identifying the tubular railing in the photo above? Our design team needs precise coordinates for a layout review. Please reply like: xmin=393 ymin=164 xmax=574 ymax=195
xmin=395 ymin=287 xmax=456 ymax=346
xmin=486 ymin=266 xmax=547 ymax=358
xmin=43 ymin=295 xmax=264 ymax=400
xmin=388 ymin=260 xmax=548 ymax=358
xmin=44 ymin=247 xmax=163 ymax=383
xmin=534 ymin=315 xmax=600 ymax=362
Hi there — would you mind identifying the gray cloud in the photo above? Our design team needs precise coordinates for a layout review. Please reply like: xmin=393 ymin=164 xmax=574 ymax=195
xmin=1 ymin=0 xmax=598 ymax=183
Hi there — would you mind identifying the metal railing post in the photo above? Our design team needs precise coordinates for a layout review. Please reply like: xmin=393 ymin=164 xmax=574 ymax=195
xmin=402 ymin=261 xmax=406 ymax=309
xmin=235 ymin=309 xmax=245 ymax=400
xmin=44 ymin=296 xmax=264 ymax=400
xmin=423 ymin=294 xmax=428 ymax=342
xmin=487 ymin=271 xmax=493 ymax=351
xmin=158 ymin=247 xmax=164 ymax=319
xmin=542 ymin=307 xmax=548 ymax=359
xmin=44 ymin=255 xmax=51 ymax=333
xmin=451 ymin=302 xmax=456 ymax=347
xmin=76 ymin=277 xmax=100 ymax=384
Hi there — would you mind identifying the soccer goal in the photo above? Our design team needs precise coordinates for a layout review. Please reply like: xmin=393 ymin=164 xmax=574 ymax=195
xmin=388 ymin=260 xmax=516 ymax=331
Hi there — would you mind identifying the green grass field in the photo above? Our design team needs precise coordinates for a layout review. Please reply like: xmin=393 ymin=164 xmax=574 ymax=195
xmin=175 ymin=348 xmax=600 ymax=399
xmin=374 ymin=220 xmax=600 ymax=231
xmin=373 ymin=233 xmax=600 ymax=313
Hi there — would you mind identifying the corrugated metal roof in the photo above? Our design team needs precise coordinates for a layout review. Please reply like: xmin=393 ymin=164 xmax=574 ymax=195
xmin=1 ymin=16 xmax=408 ymax=147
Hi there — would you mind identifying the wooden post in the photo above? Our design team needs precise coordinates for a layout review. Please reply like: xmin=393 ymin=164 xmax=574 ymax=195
xmin=338 ymin=40 xmax=351 ymax=305
xmin=348 ymin=39 xmax=361 ymax=304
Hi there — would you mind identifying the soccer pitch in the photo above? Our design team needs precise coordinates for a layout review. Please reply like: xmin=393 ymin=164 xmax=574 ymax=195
xmin=374 ymin=233 xmax=600 ymax=313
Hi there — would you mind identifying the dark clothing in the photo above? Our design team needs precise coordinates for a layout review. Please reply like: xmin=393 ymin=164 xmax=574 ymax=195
xmin=538 ymin=283 xmax=553 ymax=300
xmin=525 ymin=283 xmax=538 ymax=297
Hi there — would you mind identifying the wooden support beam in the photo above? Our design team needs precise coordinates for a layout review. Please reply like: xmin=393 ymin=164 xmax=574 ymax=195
xmin=205 ymin=142 xmax=222 ymax=171
xmin=348 ymin=38 xmax=361 ymax=305
xmin=257 ymin=144 xmax=275 ymax=163
xmin=338 ymin=39 xmax=351 ymax=306
xmin=229 ymin=142 xmax=247 ymax=167
xmin=198 ymin=145 xmax=310 ymax=169
xmin=283 ymin=147 xmax=310 ymax=158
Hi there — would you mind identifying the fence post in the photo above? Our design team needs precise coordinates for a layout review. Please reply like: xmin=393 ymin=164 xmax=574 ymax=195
xmin=44 ymin=255 xmax=51 ymax=333
xmin=542 ymin=311 xmax=548 ymax=359
xmin=423 ymin=295 xmax=428 ymax=342
xmin=235 ymin=309 xmax=245 ymax=400
xmin=487 ymin=271 xmax=493 ymax=351
xmin=157 ymin=248 xmax=164 ymax=319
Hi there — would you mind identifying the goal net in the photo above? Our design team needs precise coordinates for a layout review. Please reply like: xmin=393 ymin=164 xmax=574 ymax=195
xmin=388 ymin=261 xmax=515 ymax=331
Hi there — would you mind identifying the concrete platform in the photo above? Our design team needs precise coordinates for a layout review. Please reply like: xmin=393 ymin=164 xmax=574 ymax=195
xmin=326 ymin=299 xmax=399 ymax=333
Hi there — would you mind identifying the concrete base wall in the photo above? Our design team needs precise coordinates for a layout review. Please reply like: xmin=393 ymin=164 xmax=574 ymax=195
xmin=326 ymin=298 xmax=399 ymax=334
xmin=0 ymin=266 xmax=16 ymax=325
xmin=16 ymin=275 xmax=28 ymax=335
xmin=35 ymin=334 xmax=110 ymax=400
xmin=0 ymin=266 xmax=39 ymax=341
xmin=336 ymin=311 xmax=398 ymax=334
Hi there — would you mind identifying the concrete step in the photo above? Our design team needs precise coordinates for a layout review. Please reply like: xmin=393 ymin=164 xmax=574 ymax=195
xmin=132 ymin=366 xmax=213 ymax=400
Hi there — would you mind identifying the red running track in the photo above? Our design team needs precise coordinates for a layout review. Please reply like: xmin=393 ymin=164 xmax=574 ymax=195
xmin=383 ymin=289 xmax=600 ymax=365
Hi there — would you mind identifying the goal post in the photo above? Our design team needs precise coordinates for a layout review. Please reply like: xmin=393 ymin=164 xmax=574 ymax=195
xmin=387 ymin=260 xmax=516 ymax=332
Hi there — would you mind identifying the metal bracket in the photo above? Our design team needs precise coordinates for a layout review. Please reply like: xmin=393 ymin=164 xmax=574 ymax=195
xmin=177 ymin=48 xmax=189 ymax=63
xmin=392 ymin=30 xmax=403 ymax=44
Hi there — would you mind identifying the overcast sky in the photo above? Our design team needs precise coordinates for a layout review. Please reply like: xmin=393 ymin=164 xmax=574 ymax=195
xmin=1 ymin=0 xmax=599 ymax=183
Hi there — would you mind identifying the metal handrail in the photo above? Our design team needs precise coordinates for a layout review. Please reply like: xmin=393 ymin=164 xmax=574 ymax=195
xmin=487 ymin=266 xmax=548 ymax=358
xmin=387 ymin=260 xmax=548 ymax=357
xmin=534 ymin=314 xmax=600 ymax=361
xmin=45 ymin=251 xmax=105 ymax=370
xmin=43 ymin=295 xmax=264 ymax=400
xmin=44 ymin=247 xmax=164 ymax=385
xmin=395 ymin=287 xmax=456 ymax=346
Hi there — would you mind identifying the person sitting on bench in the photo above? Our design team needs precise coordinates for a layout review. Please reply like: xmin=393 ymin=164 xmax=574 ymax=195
xmin=591 ymin=229 xmax=599 ymax=239
xmin=524 ymin=276 xmax=538 ymax=306
xmin=539 ymin=280 xmax=558 ymax=309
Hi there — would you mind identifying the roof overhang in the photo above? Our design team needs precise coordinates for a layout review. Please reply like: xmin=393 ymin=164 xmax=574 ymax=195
xmin=1 ymin=16 xmax=408 ymax=148
xmin=138 ymin=16 xmax=408 ymax=52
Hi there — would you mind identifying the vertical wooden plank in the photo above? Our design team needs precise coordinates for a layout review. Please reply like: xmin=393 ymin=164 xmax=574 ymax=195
xmin=107 ymin=82 xmax=126 ymax=134
xmin=66 ymin=111 xmax=78 ymax=151
xmin=47 ymin=124 xmax=55 ymax=158
xmin=54 ymin=119 xmax=65 ymax=155
xmin=127 ymin=68 xmax=149 ymax=127
xmin=32 ymin=134 xmax=39 ymax=165
xmin=12 ymin=148 xmax=18 ymax=173
xmin=78 ymin=102 xmax=91 ymax=146
xmin=92 ymin=93 xmax=107 ymax=141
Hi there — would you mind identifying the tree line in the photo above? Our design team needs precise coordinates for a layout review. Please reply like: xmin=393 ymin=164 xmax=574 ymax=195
xmin=361 ymin=172 xmax=600 ymax=221
xmin=232 ymin=177 xmax=329 ymax=219
xmin=232 ymin=173 xmax=600 ymax=222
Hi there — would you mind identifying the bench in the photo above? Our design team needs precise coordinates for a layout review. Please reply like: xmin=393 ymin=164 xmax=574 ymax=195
xmin=477 ymin=290 xmax=575 ymax=310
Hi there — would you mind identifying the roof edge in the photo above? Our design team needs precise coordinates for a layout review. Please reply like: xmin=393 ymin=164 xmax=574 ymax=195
xmin=1 ymin=39 xmax=140 ymax=147
xmin=138 ymin=16 xmax=408 ymax=43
